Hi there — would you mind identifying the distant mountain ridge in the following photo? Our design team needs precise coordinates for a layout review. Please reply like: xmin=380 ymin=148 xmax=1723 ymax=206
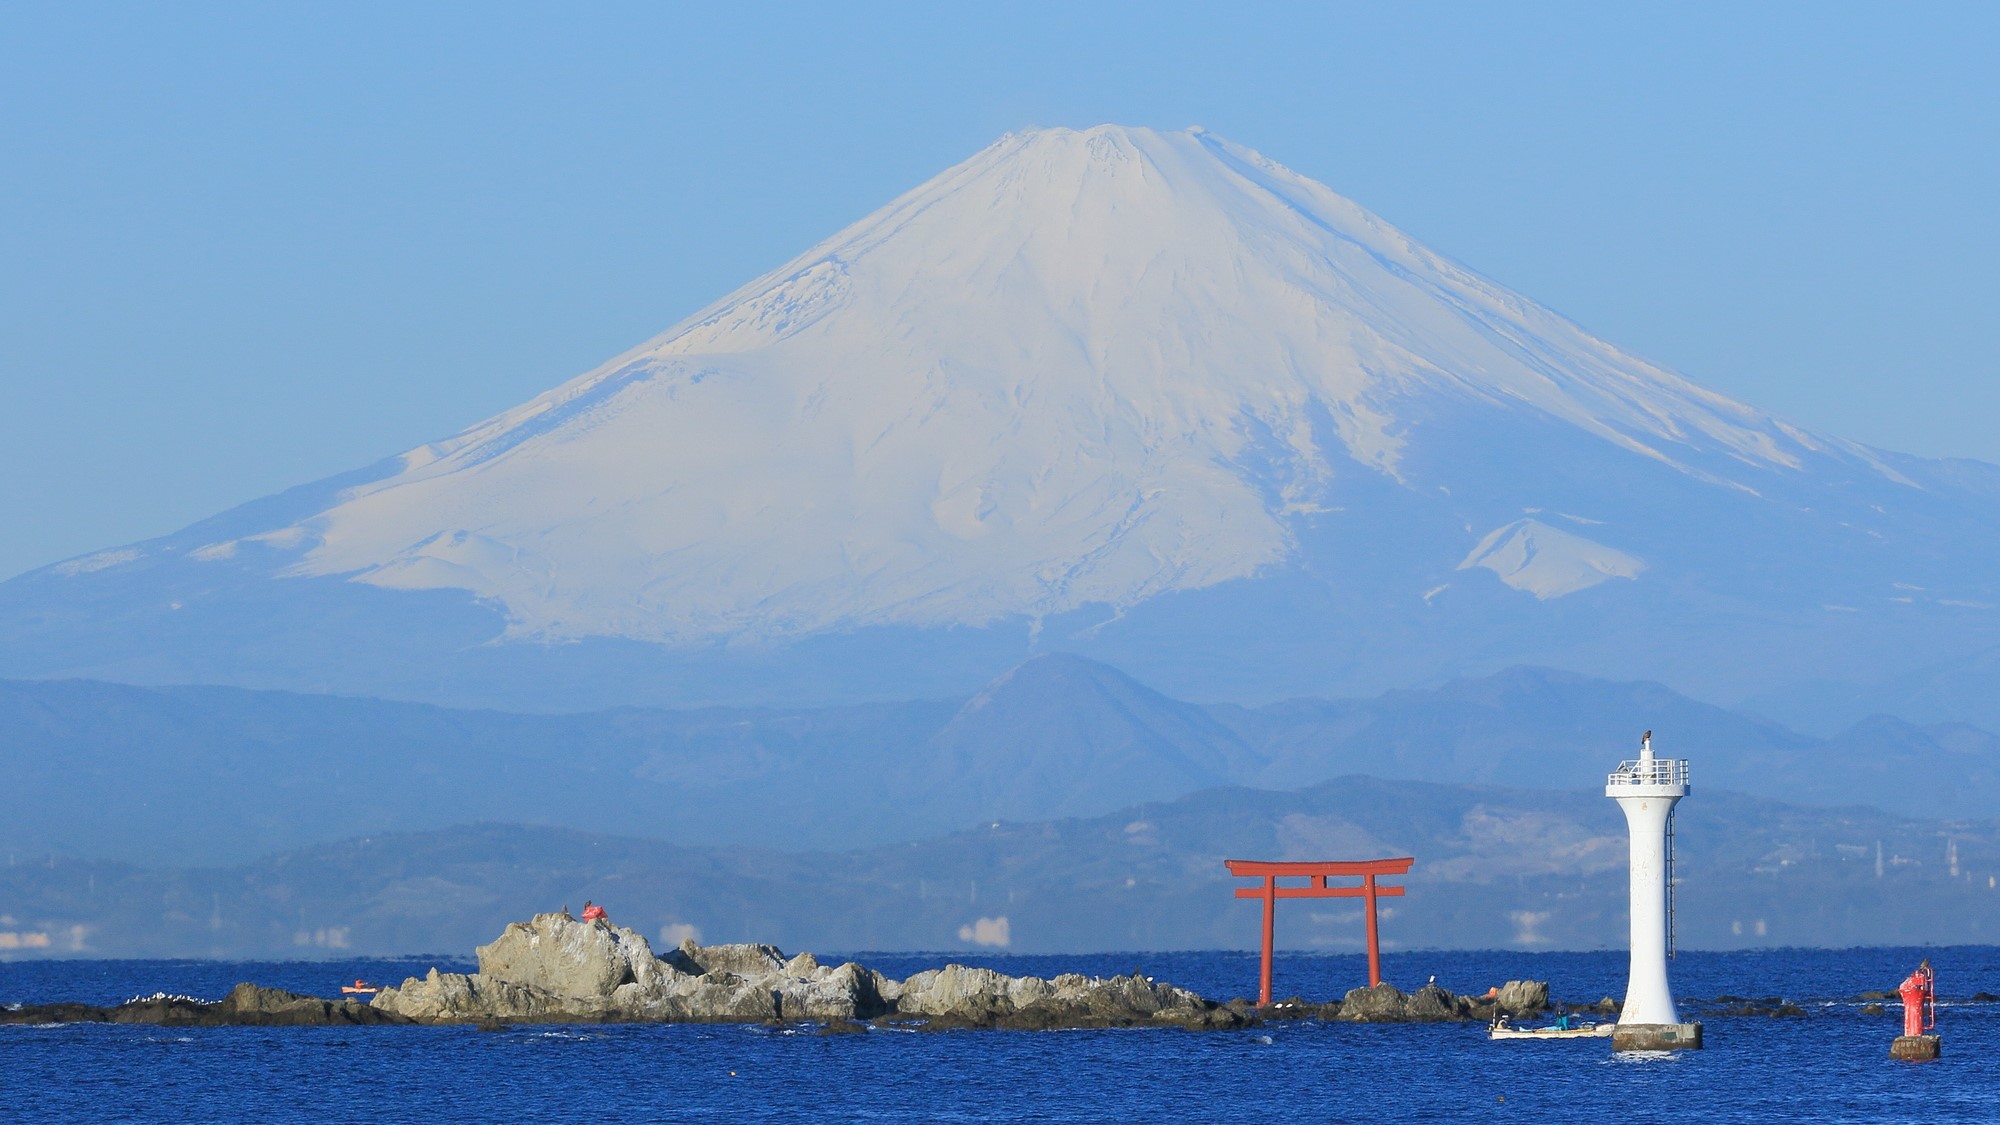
xmin=5 ymin=777 xmax=1994 ymax=959
xmin=5 ymin=125 xmax=2000 ymax=722
xmin=7 ymin=656 xmax=1997 ymax=868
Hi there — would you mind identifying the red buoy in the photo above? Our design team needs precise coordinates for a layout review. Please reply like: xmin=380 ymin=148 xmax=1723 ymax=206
xmin=1898 ymin=960 xmax=1935 ymax=1038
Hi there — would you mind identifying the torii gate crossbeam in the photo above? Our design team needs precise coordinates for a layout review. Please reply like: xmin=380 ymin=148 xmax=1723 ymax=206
xmin=1225 ymin=857 xmax=1415 ymax=1006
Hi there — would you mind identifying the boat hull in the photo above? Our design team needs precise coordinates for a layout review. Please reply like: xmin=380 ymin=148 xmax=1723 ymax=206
xmin=1489 ymin=1024 xmax=1615 ymax=1040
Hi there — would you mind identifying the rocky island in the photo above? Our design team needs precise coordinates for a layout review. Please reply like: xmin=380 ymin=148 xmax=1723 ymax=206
xmin=372 ymin=912 xmax=1250 ymax=1030
xmin=3 ymin=912 xmax=1559 ymax=1031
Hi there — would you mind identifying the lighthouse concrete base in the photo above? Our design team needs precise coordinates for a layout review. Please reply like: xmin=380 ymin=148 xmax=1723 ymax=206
xmin=1611 ymin=1022 xmax=1704 ymax=1051
xmin=1891 ymin=1034 xmax=1940 ymax=1060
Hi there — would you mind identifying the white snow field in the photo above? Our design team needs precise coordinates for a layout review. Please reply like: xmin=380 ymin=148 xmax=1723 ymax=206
xmin=1458 ymin=519 xmax=1645 ymax=599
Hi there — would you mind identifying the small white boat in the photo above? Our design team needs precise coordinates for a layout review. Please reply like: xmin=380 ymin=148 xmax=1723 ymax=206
xmin=1487 ymin=1015 xmax=1614 ymax=1040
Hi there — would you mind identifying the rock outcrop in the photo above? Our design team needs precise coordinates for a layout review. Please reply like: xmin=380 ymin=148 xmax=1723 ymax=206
xmin=475 ymin=914 xmax=673 ymax=998
xmin=1337 ymin=982 xmax=1412 ymax=1021
xmin=0 ymin=983 xmax=410 ymax=1027
xmin=1495 ymin=979 xmax=1550 ymax=1015
xmin=1305 ymin=977 xmax=1552 ymax=1023
xmin=1404 ymin=983 xmax=1466 ymax=1021
xmin=372 ymin=915 xmax=806 ymax=1023
xmin=892 ymin=964 xmax=1236 ymax=1030
xmin=370 ymin=912 xmax=1241 ymax=1029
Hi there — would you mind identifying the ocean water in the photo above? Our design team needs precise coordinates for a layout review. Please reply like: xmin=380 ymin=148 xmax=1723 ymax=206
xmin=3 ymin=947 xmax=1994 ymax=1122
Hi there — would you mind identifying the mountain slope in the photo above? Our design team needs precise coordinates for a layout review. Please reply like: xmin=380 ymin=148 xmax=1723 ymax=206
xmin=6 ymin=125 xmax=1999 ymax=716
xmin=909 ymin=653 xmax=1258 ymax=821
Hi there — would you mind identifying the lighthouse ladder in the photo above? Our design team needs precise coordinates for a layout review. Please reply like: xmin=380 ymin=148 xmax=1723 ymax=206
xmin=1666 ymin=805 xmax=1678 ymax=960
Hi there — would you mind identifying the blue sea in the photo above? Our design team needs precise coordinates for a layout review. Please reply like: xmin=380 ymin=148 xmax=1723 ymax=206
xmin=3 ymin=947 xmax=1994 ymax=1122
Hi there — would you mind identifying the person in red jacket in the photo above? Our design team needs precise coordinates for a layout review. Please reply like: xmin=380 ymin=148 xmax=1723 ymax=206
xmin=581 ymin=901 xmax=608 ymax=924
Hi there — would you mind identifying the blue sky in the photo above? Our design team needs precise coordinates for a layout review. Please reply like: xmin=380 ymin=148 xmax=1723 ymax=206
xmin=2 ymin=2 xmax=1995 ymax=579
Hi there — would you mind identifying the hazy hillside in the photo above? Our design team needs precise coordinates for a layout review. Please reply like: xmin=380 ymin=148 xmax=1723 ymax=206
xmin=2 ymin=777 xmax=1993 ymax=959
xmin=7 ymin=657 xmax=1999 ymax=867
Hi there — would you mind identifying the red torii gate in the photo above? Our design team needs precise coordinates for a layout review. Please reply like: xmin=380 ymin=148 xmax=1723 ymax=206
xmin=1225 ymin=857 xmax=1415 ymax=1006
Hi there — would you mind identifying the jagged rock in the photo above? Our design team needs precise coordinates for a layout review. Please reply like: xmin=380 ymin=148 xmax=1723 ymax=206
xmin=377 ymin=917 xmax=805 ymax=1023
xmin=375 ymin=919 xmax=912 ymax=1024
xmin=373 ymin=967 xmax=586 ymax=1021
xmin=680 ymin=939 xmax=788 ymax=978
xmin=893 ymin=964 xmax=1231 ymax=1029
xmin=477 ymin=912 xmax=667 ymax=998
xmin=775 ymin=961 xmax=891 ymax=1021
xmin=897 ymin=964 xmax=1052 ymax=1016
xmin=611 ymin=971 xmax=779 ymax=1023
xmin=1405 ymin=983 xmax=1465 ymax=1021
xmin=1495 ymin=980 xmax=1549 ymax=1015
xmin=1338 ymin=982 xmax=1408 ymax=1021
xmin=1058 ymin=970 xmax=1209 ymax=1022
xmin=1325 ymin=980 xmax=1522 ymax=1024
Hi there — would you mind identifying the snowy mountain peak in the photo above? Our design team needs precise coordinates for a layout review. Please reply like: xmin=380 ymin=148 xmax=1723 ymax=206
xmin=171 ymin=126 xmax=1885 ymax=646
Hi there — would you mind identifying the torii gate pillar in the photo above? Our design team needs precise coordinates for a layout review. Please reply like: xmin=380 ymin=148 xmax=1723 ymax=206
xmin=1225 ymin=857 xmax=1416 ymax=1006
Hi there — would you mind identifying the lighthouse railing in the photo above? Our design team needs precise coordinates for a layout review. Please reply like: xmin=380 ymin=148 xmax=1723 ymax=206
xmin=1607 ymin=757 xmax=1690 ymax=787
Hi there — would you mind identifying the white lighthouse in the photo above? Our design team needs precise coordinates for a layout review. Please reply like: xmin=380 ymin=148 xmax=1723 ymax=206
xmin=1605 ymin=731 xmax=1703 ymax=1050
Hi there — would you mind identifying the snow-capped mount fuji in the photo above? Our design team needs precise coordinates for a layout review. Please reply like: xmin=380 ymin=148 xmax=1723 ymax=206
xmin=272 ymin=125 xmax=1874 ymax=640
xmin=8 ymin=125 xmax=2000 ymax=722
